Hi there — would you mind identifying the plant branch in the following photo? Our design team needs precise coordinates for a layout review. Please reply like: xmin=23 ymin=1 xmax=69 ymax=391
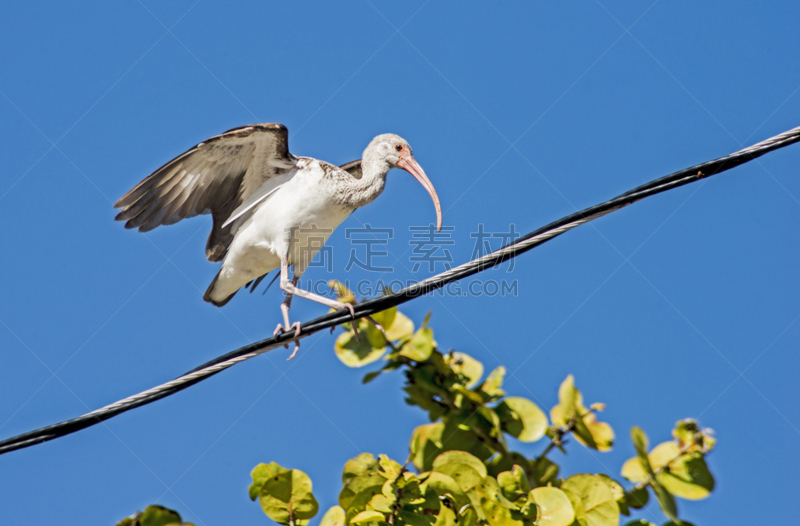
xmin=533 ymin=419 xmax=576 ymax=470
xmin=388 ymin=455 xmax=413 ymax=526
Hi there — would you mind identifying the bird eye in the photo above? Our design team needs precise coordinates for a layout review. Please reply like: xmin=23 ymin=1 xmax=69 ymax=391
xmin=395 ymin=144 xmax=403 ymax=152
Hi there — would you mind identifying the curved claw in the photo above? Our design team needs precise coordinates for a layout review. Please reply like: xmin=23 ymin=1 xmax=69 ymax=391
xmin=330 ymin=301 xmax=360 ymax=340
xmin=275 ymin=322 xmax=302 ymax=357
xmin=274 ymin=323 xmax=290 ymax=349
xmin=286 ymin=322 xmax=302 ymax=360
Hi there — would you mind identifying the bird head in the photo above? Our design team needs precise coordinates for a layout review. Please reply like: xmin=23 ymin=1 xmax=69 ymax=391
xmin=365 ymin=133 xmax=443 ymax=232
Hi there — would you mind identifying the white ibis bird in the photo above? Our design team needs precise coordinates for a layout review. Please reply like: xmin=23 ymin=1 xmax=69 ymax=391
xmin=114 ymin=123 xmax=442 ymax=357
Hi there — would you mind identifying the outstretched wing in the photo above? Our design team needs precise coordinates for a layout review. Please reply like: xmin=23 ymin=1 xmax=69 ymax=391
xmin=114 ymin=123 xmax=297 ymax=261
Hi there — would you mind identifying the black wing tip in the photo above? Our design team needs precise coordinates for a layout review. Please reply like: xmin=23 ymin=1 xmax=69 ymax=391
xmin=204 ymin=294 xmax=234 ymax=307
xmin=203 ymin=287 xmax=235 ymax=307
xmin=203 ymin=269 xmax=236 ymax=307
xmin=115 ymin=212 xmax=140 ymax=230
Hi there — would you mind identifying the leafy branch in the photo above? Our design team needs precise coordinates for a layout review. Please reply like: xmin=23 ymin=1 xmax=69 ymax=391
xmin=119 ymin=285 xmax=716 ymax=526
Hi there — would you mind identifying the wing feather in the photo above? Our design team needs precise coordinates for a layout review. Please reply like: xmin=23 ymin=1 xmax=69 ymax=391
xmin=222 ymin=172 xmax=293 ymax=229
xmin=339 ymin=159 xmax=362 ymax=178
xmin=114 ymin=123 xmax=296 ymax=261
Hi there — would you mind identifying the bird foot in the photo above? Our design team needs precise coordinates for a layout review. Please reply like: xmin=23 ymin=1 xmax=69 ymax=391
xmin=326 ymin=302 xmax=361 ymax=339
xmin=334 ymin=301 xmax=355 ymax=319
xmin=274 ymin=321 xmax=302 ymax=359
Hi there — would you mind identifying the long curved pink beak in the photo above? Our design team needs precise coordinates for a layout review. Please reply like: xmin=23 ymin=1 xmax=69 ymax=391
xmin=397 ymin=151 xmax=443 ymax=232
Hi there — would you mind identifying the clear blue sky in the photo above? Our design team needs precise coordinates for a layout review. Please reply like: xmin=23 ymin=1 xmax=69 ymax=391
xmin=1 ymin=1 xmax=799 ymax=524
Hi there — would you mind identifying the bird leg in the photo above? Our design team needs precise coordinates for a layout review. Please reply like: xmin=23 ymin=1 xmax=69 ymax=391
xmin=274 ymin=276 xmax=302 ymax=359
xmin=276 ymin=257 xmax=357 ymax=358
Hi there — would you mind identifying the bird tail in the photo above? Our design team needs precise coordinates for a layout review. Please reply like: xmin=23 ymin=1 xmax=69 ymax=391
xmin=203 ymin=269 xmax=237 ymax=307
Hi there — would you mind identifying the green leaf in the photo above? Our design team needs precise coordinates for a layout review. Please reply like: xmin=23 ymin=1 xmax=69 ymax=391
xmin=560 ymin=474 xmax=619 ymax=526
xmin=649 ymin=442 xmax=714 ymax=500
xmin=371 ymin=306 xmax=398 ymax=334
xmin=362 ymin=360 xmax=403 ymax=384
xmin=329 ymin=280 xmax=356 ymax=303
xmin=528 ymin=486 xmax=575 ymax=526
xmin=366 ymin=322 xmax=388 ymax=349
xmin=477 ymin=477 xmax=523 ymax=526
xmin=434 ymin=504 xmax=457 ymax=526
xmin=434 ymin=461 xmax=485 ymax=493
xmin=620 ymin=459 xmax=646 ymax=484
xmin=510 ymin=465 xmax=530 ymax=495
xmin=593 ymin=474 xmax=627 ymax=515
xmin=621 ymin=441 xmax=713 ymax=501
xmin=486 ymin=452 xmax=530 ymax=479
xmin=378 ymin=454 xmax=402 ymax=479
xmin=350 ymin=510 xmax=386 ymax=524
xmin=400 ymin=509 xmax=437 ymax=526
xmin=445 ymin=352 xmax=484 ymax=388
xmin=139 ymin=506 xmax=183 ymax=526
xmin=496 ymin=397 xmax=548 ymax=443
xmin=343 ymin=453 xmax=380 ymax=484
xmin=366 ymin=493 xmax=394 ymax=514
xmin=259 ymin=469 xmax=319 ymax=524
xmin=335 ymin=331 xmax=386 ymax=368
xmin=481 ymin=366 xmax=506 ymax=397
xmin=573 ymin=412 xmax=614 ymax=452
xmin=560 ymin=488 xmax=588 ymax=526
xmin=320 ymin=506 xmax=346 ymax=526
xmin=385 ymin=312 xmax=414 ymax=341
xmin=410 ymin=422 xmax=445 ymax=472
xmin=497 ymin=466 xmax=530 ymax=504
xmin=440 ymin=421 xmax=495 ymax=462
xmin=453 ymin=385 xmax=486 ymax=405
xmin=424 ymin=471 xmax=470 ymax=510
xmin=345 ymin=487 xmax=388 ymax=521
xmin=594 ymin=474 xmax=624 ymax=502
xmin=362 ymin=371 xmax=382 ymax=384
xmin=622 ymin=428 xmax=656 ymax=487
xmin=557 ymin=375 xmax=578 ymax=422
xmin=529 ymin=457 xmax=559 ymax=487
xmin=250 ymin=462 xmax=285 ymax=501
xmin=410 ymin=422 xmax=493 ymax=472
xmin=550 ymin=385 xmax=613 ymax=452
xmin=420 ymin=485 xmax=442 ymax=513
xmin=672 ymin=419 xmax=699 ymax=447
xmin=339 ymin=474 xmax=386 ymax=511
xmin=478 ymin=476 xmax=518 ymax=510
xmin=621 ymin=521 xmax=656 ymax=526
xmin=477 ymin=406 xmax=504 ymax=438
xmin=400 ymin=327 xmax=436 ymax=361
xmin=458 ymin=504 xmax=479 ymax=526
xmin=433 ymin=451 xmax=488 ymax=477
xmin=630 ymin=428 xmax=650 ymax=468
xmin=624 ymin=487 xmax=649 ymax=510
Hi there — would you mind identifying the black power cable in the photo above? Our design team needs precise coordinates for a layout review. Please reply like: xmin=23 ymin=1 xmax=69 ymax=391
xmin=1 ymin=126 xmax=799 ymax=456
